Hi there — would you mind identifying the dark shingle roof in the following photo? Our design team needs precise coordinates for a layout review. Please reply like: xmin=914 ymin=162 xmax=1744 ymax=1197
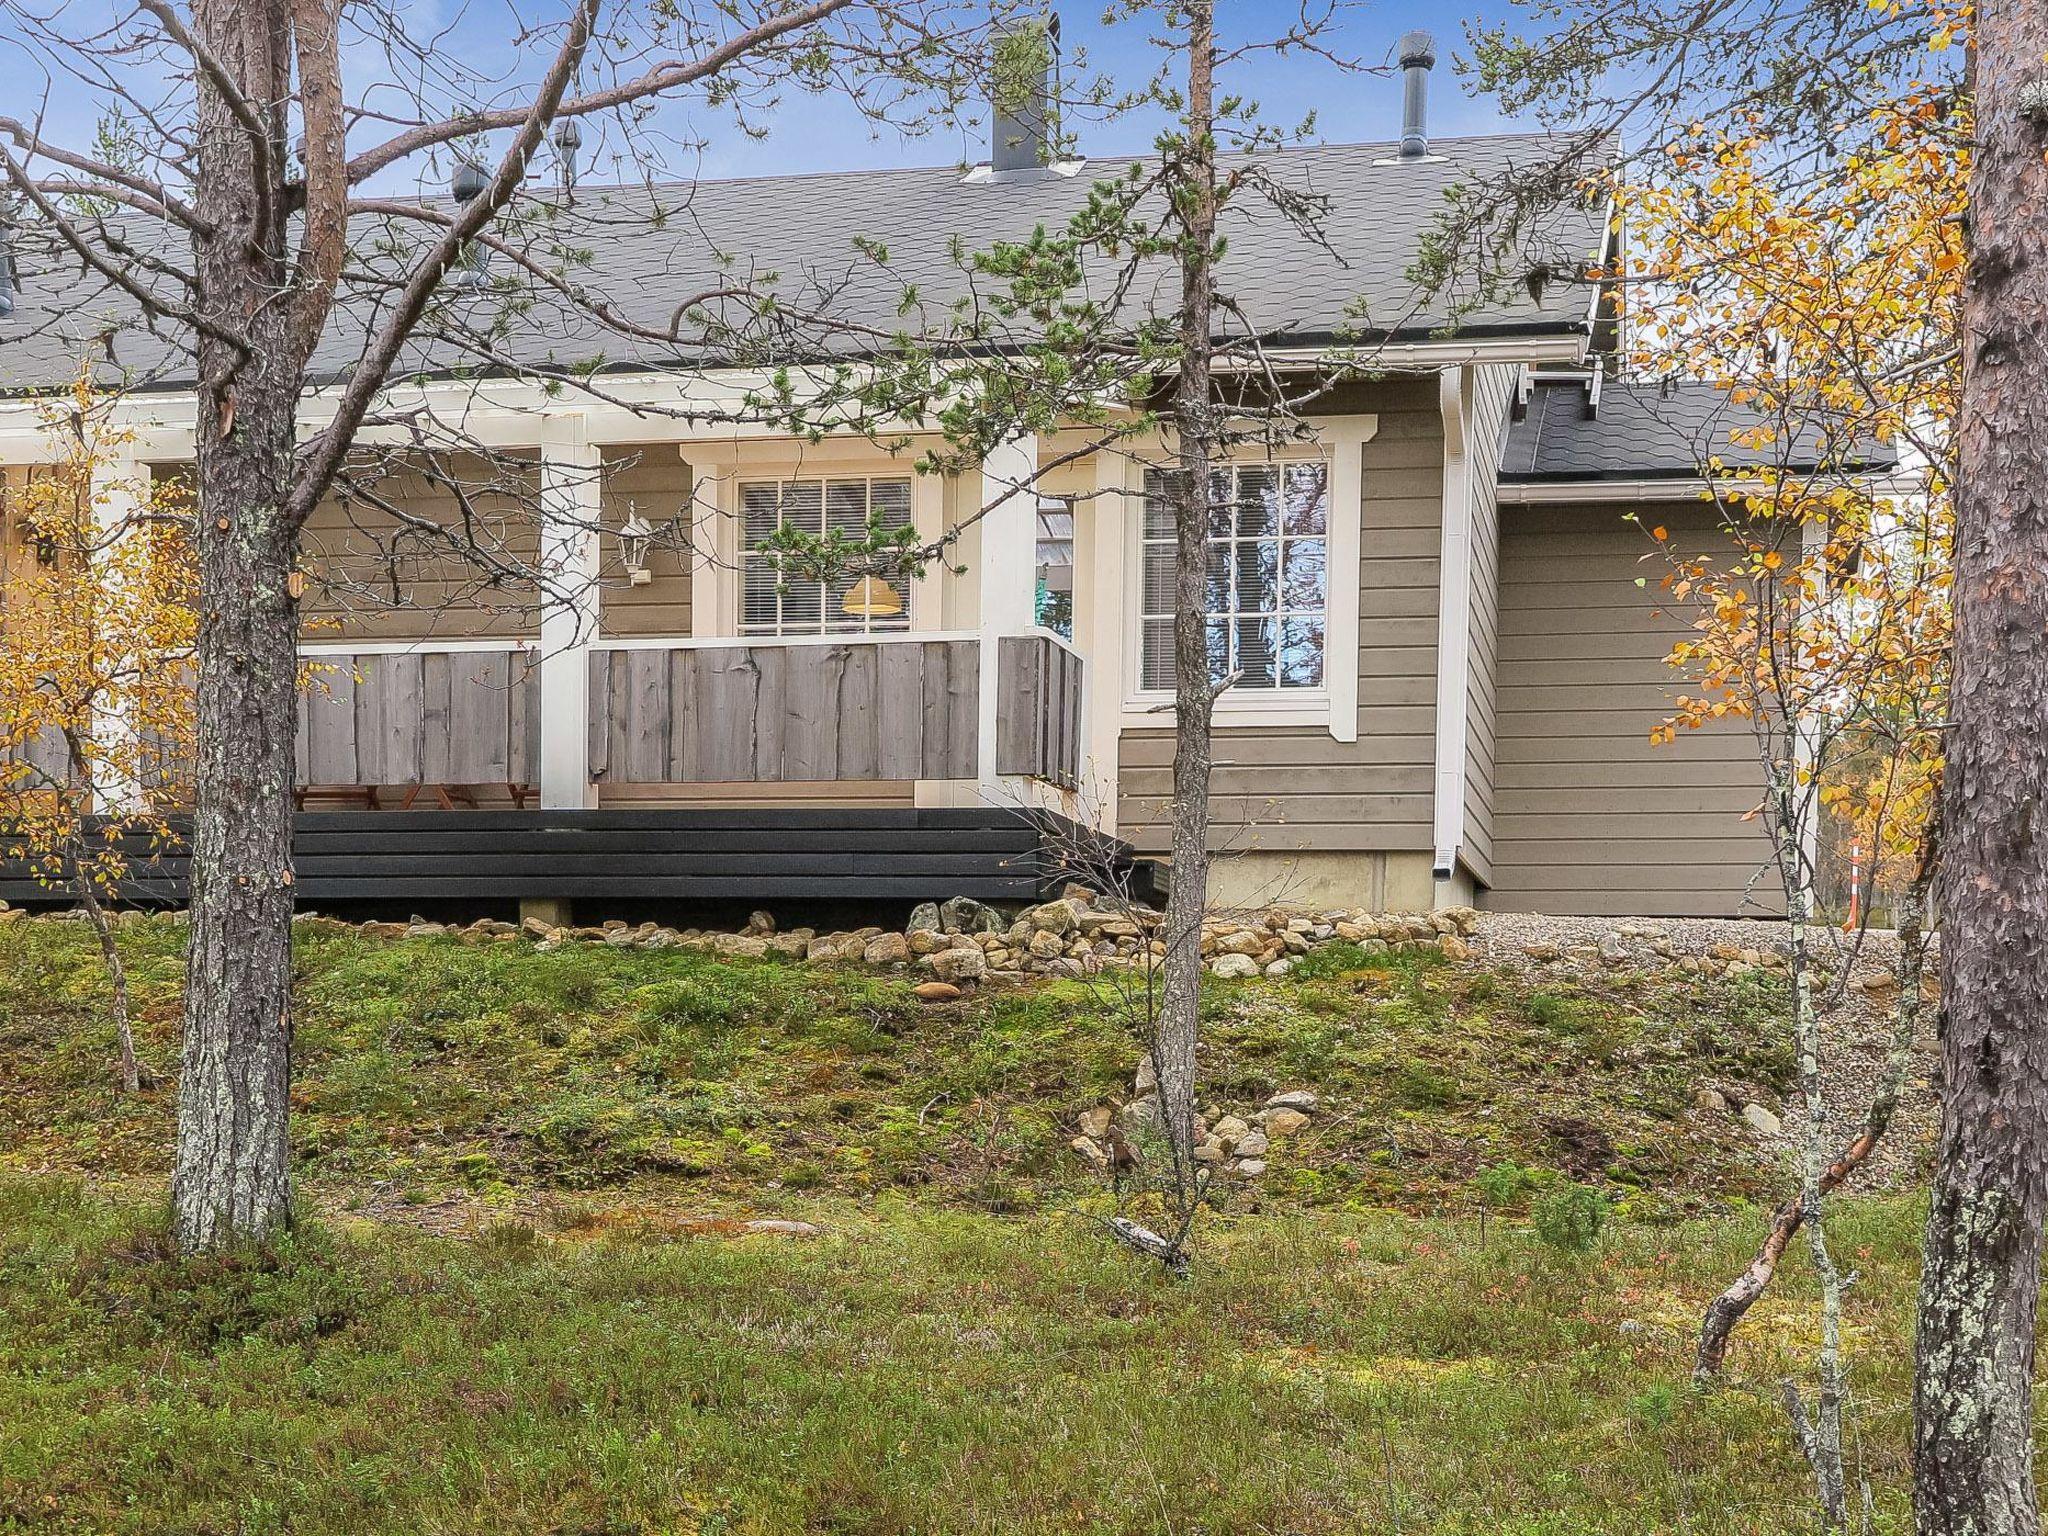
xmin=0 ymin=133 xmax=1608 ymax=393
xmin=1498 ymin=376 xmax=1900 ymax=483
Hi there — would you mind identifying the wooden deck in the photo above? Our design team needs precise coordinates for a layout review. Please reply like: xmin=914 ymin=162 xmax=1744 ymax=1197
xmin=0 ymin=807 xmax=1142 ymax=908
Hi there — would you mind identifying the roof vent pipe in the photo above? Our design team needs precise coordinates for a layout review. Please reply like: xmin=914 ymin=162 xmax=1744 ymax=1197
xmin=448 ymin=159 xmax=491 ymax=289
xmin=1397 ymin=30 xmax=1436 ymax=160
xmin=0 ymin=198 xmax=16 ymax=319
xmin=990 ymin=14 xmax=1060 ymax=174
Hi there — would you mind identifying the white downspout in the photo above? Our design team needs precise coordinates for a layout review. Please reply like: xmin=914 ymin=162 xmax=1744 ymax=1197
xmin=1431 ymin=366 xmax=1474 ymax=900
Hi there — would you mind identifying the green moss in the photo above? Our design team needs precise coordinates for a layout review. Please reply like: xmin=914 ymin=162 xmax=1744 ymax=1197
xmin=0 ymin=915 xmax=1803 ymax=1215
xmin=0 ymin=1178 xmax=1932 ymax=1534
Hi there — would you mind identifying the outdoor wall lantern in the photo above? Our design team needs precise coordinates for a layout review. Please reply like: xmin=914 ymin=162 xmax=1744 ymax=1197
xmin=619 ymin=506 xmax=655 ymax=585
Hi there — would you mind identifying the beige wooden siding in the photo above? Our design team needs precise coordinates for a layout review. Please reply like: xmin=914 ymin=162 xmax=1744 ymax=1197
xmin=1461 ymin=364 xmax=1520 ymax=886
xmin=1117 ymin=377 xmax=1441 ymax=854
xmin=1486 ymin=503 xmax=1776 ymax=917
xmin=599 ymin=447 xmax=694 ymax=637
xmin=299 ymin=454 xmax=539 ymax=641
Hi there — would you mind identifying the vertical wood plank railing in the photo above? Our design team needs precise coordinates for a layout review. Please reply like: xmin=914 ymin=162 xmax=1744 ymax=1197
xmin=587 ymin=636 xmax=980 ymax=784
xmin=995 ymin=633 xmax=1085 ymax=789
xmin=295 ymin=643 xmax=540 ymax=788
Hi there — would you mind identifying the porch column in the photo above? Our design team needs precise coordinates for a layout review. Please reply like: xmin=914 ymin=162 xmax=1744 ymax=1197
xmin=1074 ymin=445 xmax=1130 ymax=834
xmin=89 ymin=449 xmax=147 ymax=814
xmin=977 ymin=432 xmax=1039 ymax=796
xmin=538 ymin=415 xmax=601 ymax=809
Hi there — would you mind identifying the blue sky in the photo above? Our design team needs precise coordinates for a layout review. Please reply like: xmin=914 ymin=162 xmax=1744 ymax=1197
xmin=4 ymin=2 xmax=1526 ymax=190
xmin=689 ymin=3 xmax=1525 ymax=182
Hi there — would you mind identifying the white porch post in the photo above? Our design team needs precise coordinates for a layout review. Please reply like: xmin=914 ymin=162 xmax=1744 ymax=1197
xmin=1074 ymin=445 xmax=1130 ymax=833
xmin=89 ymin=449 xmax=147 ymax=814
xmin=976 ymin=432 xmax=1039 ymax=796
xmin=538 ymin=416 xmax=601 ymax=809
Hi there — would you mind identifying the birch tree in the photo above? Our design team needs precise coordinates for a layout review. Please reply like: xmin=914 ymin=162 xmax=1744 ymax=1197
xmin=0 ymin=365 xmax=197 ymax=1094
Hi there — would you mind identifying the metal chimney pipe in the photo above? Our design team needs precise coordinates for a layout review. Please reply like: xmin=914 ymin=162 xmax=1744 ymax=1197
xmin=1398 ymin=30 xmax=1436 ymax=160
xmin=991 ymin=14 xmax=1060 ymax=174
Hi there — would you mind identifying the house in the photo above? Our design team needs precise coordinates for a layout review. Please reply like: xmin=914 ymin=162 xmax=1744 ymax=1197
xmin=0 ymin=40 xmax=1891 ymax=920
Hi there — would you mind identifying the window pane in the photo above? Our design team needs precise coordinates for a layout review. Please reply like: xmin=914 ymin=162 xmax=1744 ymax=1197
xmin=1206 ymin=617 xmax=1231 ymax=685
xmin=1235 ymin=539 xmax=1278 ymax=613
xmin=742 ymin=483 xmax=779 ymax=545
xmin=1283 ymin=463 xmax=1328 ymax=535
xmin=1279 ymin=616 xmax=1326 ymax=688
xmin=1142 ymin=543 xmax=1176 ymax=617
xmin=780 ymin=576 xmax=822 ymax=629
xmin=1142 ymin=470 xmax=1178 ymax=538
xmin=1236 ymin=466 xmax=1279 ymax=539
xmin=1235 ymin=617 xmax=1277 ymax=689
xmin=871 ymin=478 xmax=912 ymax=528
xmin=1141 ymin=618 xmax=1173 ymax=690
xmin=781 ymin=480 xmax=824 ymax=537
xmin=1283 ymin=538 xmax=1326 ymax=608
xmin=825 ymin=478 xmax=868 ymax=534
xmin=741 ymin=556 xmax=781 ymax=632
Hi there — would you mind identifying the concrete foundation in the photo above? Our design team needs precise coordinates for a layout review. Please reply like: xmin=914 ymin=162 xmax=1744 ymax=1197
xmin=1195 ymin=850 xmax=1440 ymax=913
xmin=518 ymin=897 xmax=575 ymax=928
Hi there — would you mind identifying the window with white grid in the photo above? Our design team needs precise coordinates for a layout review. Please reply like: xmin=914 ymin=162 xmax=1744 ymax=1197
xmin=739 ymin=476 xmax=915 ymax=635
xmin=1139 ymin=461 xmax=1328 ymax=692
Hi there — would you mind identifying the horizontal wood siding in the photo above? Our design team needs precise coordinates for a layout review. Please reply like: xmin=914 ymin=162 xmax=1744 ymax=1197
xmin=599 ymin=447 xmax=694 ymax=637
xmin=299 ymin=455 xmax=540 ymax=641
xmin=588 ymin=639 xmax=978 ymax=783
xmin=995 ymin=635 xmax=1084 ymax=787
xmin=296 ymin=649 xmax=539 ymax=787
xmin=1118 ymin=379 xmax=1441 ymax=854
xmin=1485 ymin=504 xmax=1777 ymax=917
xmin=0 ymin=808 xmax=1135 ymax=905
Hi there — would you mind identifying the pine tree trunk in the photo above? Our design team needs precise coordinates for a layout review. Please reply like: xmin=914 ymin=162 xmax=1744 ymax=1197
xmin=170 ymin=0 xmax=302 ymax=1253
xmin=1152 ymin=0 xmax=1220 ymax=1231
xmin=171 ymin=391 xmax=302 ymax=1251
xmin=1914 ymin=12 xmax=2048 ymax=1531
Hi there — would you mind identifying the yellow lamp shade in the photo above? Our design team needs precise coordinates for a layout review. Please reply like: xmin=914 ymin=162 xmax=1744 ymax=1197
xmin=841 ymin=575 xmax=904 ymax=618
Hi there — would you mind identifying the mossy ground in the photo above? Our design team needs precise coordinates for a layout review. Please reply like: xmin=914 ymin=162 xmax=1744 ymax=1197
xmin=0 ymin=916 xmax=1939 ymax=1533
xmin=0 ymin=915 xmax=1803 ymax=1219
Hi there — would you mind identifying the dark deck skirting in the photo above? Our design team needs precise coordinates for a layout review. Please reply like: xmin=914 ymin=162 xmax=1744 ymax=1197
xmin=0 ymin=808 xmax=1140 ymax=907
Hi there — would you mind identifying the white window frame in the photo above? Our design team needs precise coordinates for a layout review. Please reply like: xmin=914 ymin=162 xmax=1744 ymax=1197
xmin=1120 ymin=422 xmax=1371 ymax=740
xmin=736 ymin=472 xmax=920 ymax=637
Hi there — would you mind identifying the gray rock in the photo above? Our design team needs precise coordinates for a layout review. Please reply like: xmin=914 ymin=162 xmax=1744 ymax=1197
xmin=924 ymin=946 xmax=989 ymax=985
xmin=1118 ymin=1096 xmax=1164 ymax=1137
xmin=1070 ymin=1136 xmax=1110 ymax=1172
xmin=1021 ymin=899 xmax=1080 ymax=937
xmin=907 ymin=901 xmax=942 ymax=933
xmin=1263 ymin=1088 xmax=1320 ymax=1115
xmin=1742 ymin=1102 xmax=1783 ymax=1136
xmin=1234 ymin=1129 xmax=1270 ymax=1158
xmin=940 ymin=896 xmax=1005 ymax=934
xmin=862 ymin=932 xmax=911 ymax=966
xmin=1234 ymin=1158 xmax=1268 ymax=1177
xmin=1210 ymin=952 xmax=1259 ymax=979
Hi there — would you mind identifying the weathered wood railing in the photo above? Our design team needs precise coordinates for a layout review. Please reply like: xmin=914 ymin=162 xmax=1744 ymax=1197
xmin=291 ymin=632 xmax=1084 ymax=794
xmin=296 ymin=642 xmax=539 ymax=787
xmin=995 ymin=634 xmax=1084 ymax=790
xmin=588 ymin=636 xmax=980 ymax=783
